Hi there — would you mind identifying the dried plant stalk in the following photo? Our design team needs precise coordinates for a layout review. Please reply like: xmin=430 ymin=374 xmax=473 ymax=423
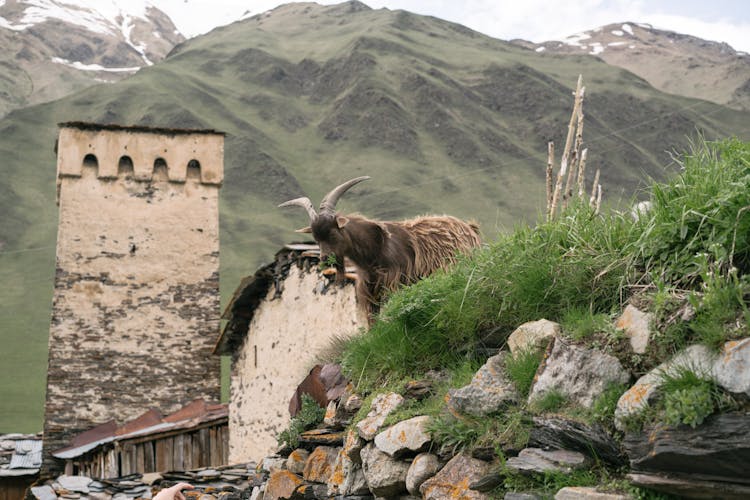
xmin=549 ymin=75 xmax=583 ymax=218
xmin=546 ymin=141 xmax=554 ymax=214
xmin=576 ymin=148 xmax=588 ymax=197
xmin=563 ymin=86 xmax=585 ymax=208
xmin=589 ymin=168 xmax=600 ymax=206
xmin=594 ymin=184 xmax=602 ymax=214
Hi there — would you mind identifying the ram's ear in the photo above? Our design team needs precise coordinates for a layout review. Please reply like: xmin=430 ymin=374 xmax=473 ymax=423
xmin=336 ymin=216 xmax=349 ymax=229
xmin=295 ymin=226 xmax=312 ymax=233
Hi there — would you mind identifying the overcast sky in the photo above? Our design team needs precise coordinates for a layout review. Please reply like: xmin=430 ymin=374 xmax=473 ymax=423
xmin=154 ymin=0 xmax=750 ymax=53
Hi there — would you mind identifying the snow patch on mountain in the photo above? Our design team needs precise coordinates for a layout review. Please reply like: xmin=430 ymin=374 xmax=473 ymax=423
xmin=0 ymin=1 xmax=178 ymax=67
xmin=51 ymin=56 xmax=140 ymax=72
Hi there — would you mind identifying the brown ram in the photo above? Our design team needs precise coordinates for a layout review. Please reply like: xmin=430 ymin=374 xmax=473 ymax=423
xmin=279 ymin=176 xmax=481 ymax=316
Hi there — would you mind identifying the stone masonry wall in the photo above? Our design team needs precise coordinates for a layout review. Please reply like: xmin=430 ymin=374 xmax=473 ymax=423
xmin=43 ymin=125 xmax=224 ymax=474
xmin=229 ymin=266 xmax=367 ymax=464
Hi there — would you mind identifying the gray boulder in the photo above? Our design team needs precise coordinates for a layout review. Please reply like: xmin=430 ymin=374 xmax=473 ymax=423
xmin=360 ymin=442 xmax=410 ymax=497
xmin=374 ymin=415 xmax=431 ymax=457
xmin=529 ymin=337 xmax=630 ymax=408
xmin=447 ymin=352 xmax=519 ymax=416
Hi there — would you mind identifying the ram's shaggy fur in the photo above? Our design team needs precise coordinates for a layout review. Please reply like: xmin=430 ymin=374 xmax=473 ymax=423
xmin=280 ymin=176 xmax=481 ymax=318
xmin=312 ymin=213 xmax=481 ymax=316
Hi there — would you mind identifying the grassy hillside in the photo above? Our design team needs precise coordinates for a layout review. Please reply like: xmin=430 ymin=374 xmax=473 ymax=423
xmin=337 ymin=138 xmax=750 ymax=496
xmin=1 ymin=1 xmax=749 ymax=432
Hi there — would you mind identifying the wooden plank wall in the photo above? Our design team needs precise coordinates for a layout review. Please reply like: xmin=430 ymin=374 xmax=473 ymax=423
xmin=0 ymin=476 xmax=37 ymax=500
xmin=71 ymin=424 xmax=228 ymax=478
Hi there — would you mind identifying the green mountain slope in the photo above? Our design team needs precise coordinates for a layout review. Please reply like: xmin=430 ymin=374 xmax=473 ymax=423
xmin=1 ymin=0 xmax=748 ymax=432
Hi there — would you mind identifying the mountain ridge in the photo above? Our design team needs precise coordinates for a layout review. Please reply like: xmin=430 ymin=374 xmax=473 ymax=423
xmin=0 ymin=0 xmax=184 ymax=118
xmin=512 ymin=21 xmax=750 ymax=111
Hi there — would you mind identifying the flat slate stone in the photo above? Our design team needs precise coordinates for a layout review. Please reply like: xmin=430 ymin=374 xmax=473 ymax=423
xmin=31 ymin=486 xmax=58 ymax=500
xmin=506 ymin=448 xmax=587 ymax=475
xmin=529 ymin=416 xmax=626 ymax=466
xmin=627 ymin=472 xmax=750 ymax=499
xmin=554 ymin=487 xmax=630 ymax=500
xmin=624 ymin=411 xmax=750 ymax=483
xmin=58 ymin=475 xmax=93 ymax=494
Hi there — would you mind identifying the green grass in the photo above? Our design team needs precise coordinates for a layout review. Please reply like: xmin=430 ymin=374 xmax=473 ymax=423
xmin=428 ymin=406 xmax=532 ymax=457
xmin=561 ymin=307 xmax=614 ymax=340
xmin=505 ymin=348 xmax=545 ymax=398
xmin=529 ymin=389 xmax=567 ymax=414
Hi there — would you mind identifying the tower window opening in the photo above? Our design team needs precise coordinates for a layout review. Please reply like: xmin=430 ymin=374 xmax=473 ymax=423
xmin=187 ymin=159 xmax=201 ymax=181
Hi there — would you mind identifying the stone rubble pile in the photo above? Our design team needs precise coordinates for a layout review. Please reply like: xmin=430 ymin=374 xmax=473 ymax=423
xmin=29 ymin=465 xmax=265 ymax=500
xmin=31 ymin=309 xmax=750 ymax=499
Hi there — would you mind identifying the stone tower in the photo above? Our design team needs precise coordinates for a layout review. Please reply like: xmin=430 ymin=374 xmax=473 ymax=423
xmin=43 ymin=123 xmax=224 ymax=473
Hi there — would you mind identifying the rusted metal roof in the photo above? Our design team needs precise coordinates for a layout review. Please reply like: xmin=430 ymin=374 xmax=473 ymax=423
xmin=0 ymin=433 xmax=42 ymax=477
xmin=53 ymin=399 xmax=228 ymax=460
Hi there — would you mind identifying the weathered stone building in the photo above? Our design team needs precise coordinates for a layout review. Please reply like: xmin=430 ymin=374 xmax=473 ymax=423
xmin=215 ymin=245 xmax=367 ymax=464
xmin=43 ymin=123 xmax=224 ymax=473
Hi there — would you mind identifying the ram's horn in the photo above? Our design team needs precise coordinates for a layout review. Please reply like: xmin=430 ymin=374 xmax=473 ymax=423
xmin=278 ymin=197 xmax=317 ymax=222
xmin=319 ymin=176 xmax=370 ymax=215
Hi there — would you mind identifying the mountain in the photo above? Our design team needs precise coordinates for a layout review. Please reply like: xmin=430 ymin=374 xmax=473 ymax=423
xmin=1 ymin=0 xmax=749 ymax=432
xmin=0 ymin=0 xmax=184 ymax=118
xmin=512 ymin=22 xmax=750 ymax=111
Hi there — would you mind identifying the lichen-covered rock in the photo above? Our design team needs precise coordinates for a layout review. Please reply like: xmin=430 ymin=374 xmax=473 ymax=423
xmin=343 ymin=427 xmax=365 ymax=464
xmin=286 ymin=449 xmax=309 ymax=475
xmin=506 ymin=448 xmax=587 ymax=475
xmin=508 ymin=319 xmax=560 ymax=355
xmin=447 ymin=352 xmax=518 ymax=416
xmin=264 ymin=470 xmax=304 ymax=500
xmin=302 ymin=446 xmax=339 ymax=484
xmin=614 ymin=344 xmax=716 ymax=431
xmin=529 ymin=337 xmax=630 ymax=408
xmin=327 ymin=448 xmax=369 ymax=496
xmin=406 ymin=452 xmax=441 ymax=495
xmin=374 ymin=415 xmax=431 ymax=457
xmin=714 ymin=337 xmax=750 ymax=396
xmin=359 ymin=442 xmax=410 ymax=497
xmin=555 ymin=487 xmax=631 ymax=499
xmin=356 ymin=392 xmax=404 ymax=440
xmin=615 ymin=305 xmax=652 ymax=354
xmin=261 ymin=455 xmax=288 ymax=473
xmin=419 ymin=453 xmax=491 ymax=500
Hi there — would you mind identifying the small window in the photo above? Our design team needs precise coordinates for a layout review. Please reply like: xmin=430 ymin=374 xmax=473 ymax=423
xmin=83 ymin=154 xmax=98 ymax=168
xmin=187 ymin=159 xmax=201 ymax=181
xmin=118 ymin=156 xmax=134 ymax=177
xmin=153 ymin=157 xmax=169 ymax=181
xmin=82 ymin=154 xmax=98 ymax=177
